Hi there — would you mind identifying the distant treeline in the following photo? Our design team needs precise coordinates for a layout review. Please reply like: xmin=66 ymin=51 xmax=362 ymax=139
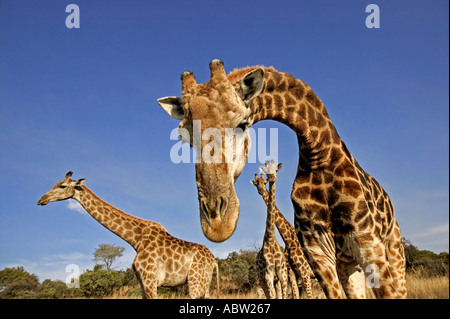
xmin=0 ymin=238 xmax=448 ymax=299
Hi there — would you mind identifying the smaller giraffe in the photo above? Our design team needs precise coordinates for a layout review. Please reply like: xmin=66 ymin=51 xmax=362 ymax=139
xmin=251 ymin=172 xmax=314 ymax=299
xmin=255 ymin=161 xmax=289 ymax=299
xmin=37 ymin=172 xmax=219 ymax=299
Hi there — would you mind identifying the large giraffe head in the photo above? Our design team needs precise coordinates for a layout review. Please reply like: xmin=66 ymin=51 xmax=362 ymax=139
xmin=37 ymin=171 xmax=86 ymax=206
xmin=157 ymin=59 xmax=265 ymax=242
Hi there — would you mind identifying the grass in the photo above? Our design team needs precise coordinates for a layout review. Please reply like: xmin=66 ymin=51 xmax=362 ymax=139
xmin=106 ymin=271 xmax=449 ymax=299
xmin=406 ymin=272 xmax=449 ymax=299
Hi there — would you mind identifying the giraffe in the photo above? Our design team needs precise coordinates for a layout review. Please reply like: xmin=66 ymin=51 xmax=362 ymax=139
xmin=254 ymin=161 xmax=288 ymax=299
xmin=156 ymin=59 xmax=407 ymax=299
xmin=251 ymin=168 xmax=314 ymax=299
xmin=37 ymin=171 xmax=219 ymax=299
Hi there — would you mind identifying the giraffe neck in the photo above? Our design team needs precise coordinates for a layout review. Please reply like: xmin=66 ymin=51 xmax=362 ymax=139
xmin=258 ymin=184 xmax=297 ymax=247
xmin=264 ymin=180 xmax=277 ymax=243
xmin=249 ymin=70 xmax=344 ymax=172
xmin=73 ymin=186 xmax=148 ymax=250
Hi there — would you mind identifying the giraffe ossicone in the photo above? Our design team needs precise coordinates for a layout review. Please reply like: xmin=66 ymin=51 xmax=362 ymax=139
xmin=258 ymin=160 xmax=282 ymax=179
xmin=38 ymin=172 xmax=219 ymax=299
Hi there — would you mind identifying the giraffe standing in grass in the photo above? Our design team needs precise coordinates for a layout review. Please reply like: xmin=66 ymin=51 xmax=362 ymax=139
xmin=37 ymin=171 xmax=219 ymax=299
xmin=157 ymin=59 xmax=407 ymax=298
xmin=255 ymin=161 xmax=289 ymax=299
xmin=251 ymin=170 xmax=314 ymax=299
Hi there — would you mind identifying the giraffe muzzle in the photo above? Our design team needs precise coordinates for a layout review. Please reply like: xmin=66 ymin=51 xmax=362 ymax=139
xmin=199 ymin=193 xmax=239 ymax=242
xmin=37 ymin=196 xmax=49 ymax=206
xmin=200 ymin=195 xmax=228 ymax=221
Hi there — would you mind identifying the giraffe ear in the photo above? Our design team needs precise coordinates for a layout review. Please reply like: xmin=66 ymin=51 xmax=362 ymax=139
xmin=157 ymin=96 xmax=185 ymax=120
xmin=75 ymin=178 xmax=86 ymax=191
xmin=237 ymin=68 xmax=265 ymax=105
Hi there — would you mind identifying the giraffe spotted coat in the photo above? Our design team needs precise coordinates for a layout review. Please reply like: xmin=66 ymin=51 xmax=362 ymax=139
xmin=37 ymin=172 xmax=219 ymax=299
xmin=157 ymin=59 xmax=407 ymax=298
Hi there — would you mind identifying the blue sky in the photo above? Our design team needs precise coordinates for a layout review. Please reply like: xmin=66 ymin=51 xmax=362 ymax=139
xmin=0 ymin=0 xmax=448 ymax=282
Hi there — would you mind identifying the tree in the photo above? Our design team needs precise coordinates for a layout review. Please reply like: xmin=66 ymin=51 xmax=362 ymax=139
xmin=93 ymin=243 xmax=125 ymax=270
xmin=0 ymin=266 xmax=40 ymax=299
xmin=403 ymin=237 xmax=419 ymax=268
xmin=121 ymin=267 xmax=140 ymax=287
xmin=40 ymin=279 xmax=67 ymax=299
xmin=402 ymin=237 xmax=449 ymax=276
xmin=219 ymin=249 xmax=258 ymax=293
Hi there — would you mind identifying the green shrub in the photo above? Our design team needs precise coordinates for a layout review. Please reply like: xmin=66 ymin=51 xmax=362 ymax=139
xmin=125 ymin=286 xmax=143 ymax=298
xmin=403 ymin=238 xmax=449 ymax=277
xmin=79 ymin=269 xmax=124 ymax=298
xmin=0 ymin=267 xmax=40 ymax=299
xmin=40 ymin=279 xmax=68 ymax=299
xmin=219 ymin=249 xmax=258 ymax=293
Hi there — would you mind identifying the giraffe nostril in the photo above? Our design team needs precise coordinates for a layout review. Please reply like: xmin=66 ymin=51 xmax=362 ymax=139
xmin=218 ymin=196 xmax=228 ymax=218
xmin=200 ymin=200 xmax=210 ymax=223
xmin=200 ymin=196 xmax=228 ymax=221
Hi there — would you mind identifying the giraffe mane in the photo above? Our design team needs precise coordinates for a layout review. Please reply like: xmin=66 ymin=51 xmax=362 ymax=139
xmin=227 ymin=65 xmax=277 ymax=85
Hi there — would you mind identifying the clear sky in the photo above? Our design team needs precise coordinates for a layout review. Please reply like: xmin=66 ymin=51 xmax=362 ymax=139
xmin=0 ymin=0 xmax=448 ymax=282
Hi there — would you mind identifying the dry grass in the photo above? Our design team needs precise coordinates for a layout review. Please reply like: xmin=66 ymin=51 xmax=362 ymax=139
xmin=406 ymin=272 xmax=449 ymax=299
xmin=105 ymin=272 xmax=448 ymax=299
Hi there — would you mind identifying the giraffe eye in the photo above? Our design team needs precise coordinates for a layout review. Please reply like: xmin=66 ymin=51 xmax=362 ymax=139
xmin=236 ymin=122 xmax=248 ymax=132
xmin=59 ymin=185 xmax=67 ymax=189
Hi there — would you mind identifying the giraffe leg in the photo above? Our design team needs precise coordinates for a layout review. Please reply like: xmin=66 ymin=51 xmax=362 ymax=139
xmin=137 ymin=269 xmax=158 ymax=299
xmin=189 ymin=276 xmax=210 ymax=299
xmin=276 ymin=265 xmax=288 ymax=299
xmin=357 ymin=235 xmax=402 ymax=299
xmin=256 ymin=253 xmax=270 ymax=299
xmin=384 ymin=223 xmax=408 ymax=298
xmin=200 ymin=262 xmax=217 ymax=299
xmin=307 ymin=254 xmax=344 ymax=298
xmin=187 ymin=258 xmax=214 ymax=299
xmin=275 ymin=279 xmax=282 ymax=299
xmin=258 ymin=280 xmax=270 ymax=299
xmin=143 ymin=281 xmax=158 ymax=299
xmin=257 ymin=250 xmax=277 ymax=299
xmin=258 ymin=273 xmax=272 ymax=299
xmin=132 ymin=264 xmax=146 ymax=299
xmin=300 ymin=270 xmax=314 ymax=299
xmin=287 ymin=267 xmax=300 ymax=299
xmin=140 ymin=273 xmax=158 ymax=299
xmin=133 ymin=261 xmax=158 ymax=299
xmin=337 ymin=260 xmax=366 ymax=299
xmin=201 ymin=263 xmax=216 ymax=299
xmin=187 ymin=268 xmax=204 ymax=298
xmin=298 ymin=224 xmax=346 ymax=298
xmin=265 ymin=272 xmax=277 ymax=299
